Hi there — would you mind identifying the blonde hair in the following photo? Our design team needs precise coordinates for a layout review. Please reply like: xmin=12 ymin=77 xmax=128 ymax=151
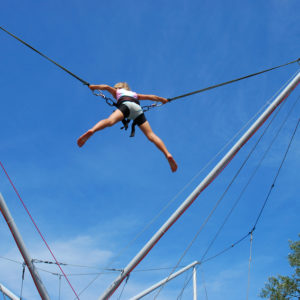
xmin=114 ymin=82 xmax=131 ymax=90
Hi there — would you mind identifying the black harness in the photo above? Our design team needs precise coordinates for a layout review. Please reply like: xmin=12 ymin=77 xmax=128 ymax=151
xmin=116 ymin=96 xmax=141 ymax=138
xmin=94 ymin=91 xmax=154 ymax=137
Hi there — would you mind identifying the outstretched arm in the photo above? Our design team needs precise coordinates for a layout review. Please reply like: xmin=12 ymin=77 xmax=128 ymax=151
xmin=89 ymin=84 xmax=117 ymax=99
xmin=137 ymin=94 xmax=168 ymax=104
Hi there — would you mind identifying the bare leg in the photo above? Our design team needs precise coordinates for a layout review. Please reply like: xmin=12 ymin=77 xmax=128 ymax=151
xmin=139 ymin=121 xmax=178 ymax=172
xmin=77 ymin=110 xmax=124 ymax=147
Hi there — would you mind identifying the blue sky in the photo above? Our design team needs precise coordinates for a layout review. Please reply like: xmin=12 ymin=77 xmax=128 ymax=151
xmin=0 ymin=0 xmax=299 ymax=299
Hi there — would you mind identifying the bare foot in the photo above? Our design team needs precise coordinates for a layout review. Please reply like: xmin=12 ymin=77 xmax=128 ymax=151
xmin=167 ymin=155 xmax=178 ymax=172
xmin=77 ymin=130 xmax=94 ymax=147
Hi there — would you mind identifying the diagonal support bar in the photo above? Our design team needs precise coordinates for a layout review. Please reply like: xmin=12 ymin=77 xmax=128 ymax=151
xmin=0 ymin=283 xmax=20 ymax=300
xmin=130 ymin=261 xmax=199 ymax=300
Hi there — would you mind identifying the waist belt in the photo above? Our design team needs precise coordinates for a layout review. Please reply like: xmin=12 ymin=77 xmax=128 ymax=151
xmin=117 ymin=96 xmax=140 ymax=106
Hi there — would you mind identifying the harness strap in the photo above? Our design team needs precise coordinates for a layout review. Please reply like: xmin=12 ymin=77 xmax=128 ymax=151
xmin=120 ymin=118 xmax=136 ymax=137
xmin=120 ymin=119 xmax=130 ymax=131
xmin=130 ymin=120 xmax=137 ymax=138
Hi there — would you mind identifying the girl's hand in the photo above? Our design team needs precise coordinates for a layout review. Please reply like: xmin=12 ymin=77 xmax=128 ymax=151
xmin=159 ymin=97 xmax=169 ymax=104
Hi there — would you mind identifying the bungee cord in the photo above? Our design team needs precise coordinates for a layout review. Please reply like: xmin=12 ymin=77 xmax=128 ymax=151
xmin=0 ymin=26 xmax=89 ymax=86
xmin=1 ymin=25 xmax=299 ymax=110
xmin=167 ymin=58 xmax=300 ymax=102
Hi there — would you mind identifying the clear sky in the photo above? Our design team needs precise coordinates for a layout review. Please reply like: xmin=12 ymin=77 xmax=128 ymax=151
xmin=0 ymin=1 xmax=299 ymax=299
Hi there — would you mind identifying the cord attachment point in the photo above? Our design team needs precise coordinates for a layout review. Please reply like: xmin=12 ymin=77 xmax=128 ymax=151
xmin=92 ymin=90 xmax=116 ymax=107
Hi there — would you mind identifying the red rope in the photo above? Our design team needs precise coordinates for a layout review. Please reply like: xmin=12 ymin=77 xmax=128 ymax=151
xmin=0 ymin=161 xmax=80 ymax=299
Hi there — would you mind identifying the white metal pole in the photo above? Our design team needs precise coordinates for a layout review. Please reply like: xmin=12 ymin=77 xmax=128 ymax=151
xmin=99 ymin=70 xmax=300 ymax=300
xmin=0 ymin=283 xmax=20 ymax=300
xmin=130 ymin=261 xmax=199 ymax=300
xmin=193 ymin=266 xmax=197 ymax=300
xmin=0 ymin=193 xmax=50 ymax=300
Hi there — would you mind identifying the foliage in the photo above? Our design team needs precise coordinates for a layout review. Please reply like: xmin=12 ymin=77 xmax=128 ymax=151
xmin=260 ymin=235 xmax=300 ymax=299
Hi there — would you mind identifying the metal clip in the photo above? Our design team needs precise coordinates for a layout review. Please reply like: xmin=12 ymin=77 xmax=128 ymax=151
xmin=92 ymin=89 xmax=104 ymax=97
xmin=92 ymin=90 xmax=116 ymax=107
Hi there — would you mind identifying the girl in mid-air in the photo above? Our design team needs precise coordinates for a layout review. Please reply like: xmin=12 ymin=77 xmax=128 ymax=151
xmin=77 ymin=82 xmax=178 ymax=172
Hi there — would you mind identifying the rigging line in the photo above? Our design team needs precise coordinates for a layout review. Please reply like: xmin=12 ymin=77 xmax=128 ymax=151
xmin=117 ymin=275 xmax=129 ymax=300
xmin=201 ymin=94 xmax=300 ymax=264
xmin=246 ymin=233 xmax=253 ymax=300
xmin=0 ymin=255 xmax=23 ymax=265
xmin=170 ymin=96 xmax=299 ymax=298
xmin=33 ymin=258 xmax=123 ymax=271
xmin=174 ymin=236 xmax=252 ymax=300
xmin=168 ymin=58 xmax=300 ymax=101
xmin=202 ymin=233 xmax=251 ymax=264
xmin=199 ymin=97 xmax=288 ymax=262
xmin=0 ymin=26 xmax=89 ymax=86
xmin=200 ymin=266 xmax=209 ymax=300
xmin=176 ymin=265 xmax=209 ymax=300
xmin=58 ymin=275 xmax=62 ymax=300
xmin=162 ymin=105 xmax=279 ymax=300
xmin=252 ymin=117 xmax=300 ymax=231
xmin=2 ymin=291 xmax=6 ymax=300
xmin=153 ymin=107 xmax=278 ymax=300
xmin=172 ymin=102 xmax=300 ymax=298
xmin=0 ymin=162 xmax=80 ymax=300
xmin=176 ymin=268 xmax=193 ymax=300
xmin=19 ymin=263 xmax=25 ymax=300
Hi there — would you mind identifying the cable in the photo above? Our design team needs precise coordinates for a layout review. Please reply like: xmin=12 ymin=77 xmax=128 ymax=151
xmin=202 ymin=95 xmax=299 ymax=264
xmin=246 ymin=233 xmax=253 ymax=300
xmin=199 ymin=95 xmax=294 ymax=262
xmin=19 ymin=263 xmax=25 ymax=300
xmin=168 ymin=59 xmax=300 ymax=101
xmin=200 ymin=266 xmax=209 ymax=300
xmin=153 ymin=104 xmax=278 ymax=299
xmin=117 ymin=275 xmax=129 ymax=300
xmin=0 ymin=26 xmax=89 ymax=86
xmin=252 ymin=117 xmax=300 ymax=230
xmin=176 ymin=268 xmax=193 ymax=300
xmin=165 ymin=109 xmax=300 ymax=300
xmin=58 ymin=275 xmax=62 ymax=300
xmin=0 ymin=162 xmax=80 ymax=299
xmin=0 ymin=255 xmax=23 ymax=266
xmin=1 ymin=26 xmax=299 ymax=105
xmin=153 ymin=90 xmax=299 ymax=300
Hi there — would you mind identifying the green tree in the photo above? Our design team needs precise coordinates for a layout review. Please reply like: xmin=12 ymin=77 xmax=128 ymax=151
xmin=260 ymin=235 xmax=300 ymax=299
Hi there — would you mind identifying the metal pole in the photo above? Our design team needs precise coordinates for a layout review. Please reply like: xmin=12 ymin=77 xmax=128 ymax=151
xmin=99 ymin=70 xmax=300 ymax=300
xmin=0 ymin=283 xmax=20 ymax=300
xmin=130 ymin=261 xmax=199 ymax=300
xmin=0 ymin=193 xmax=50 ymax=300
xmin=193 ymin=266 xmax=197 ymax=300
